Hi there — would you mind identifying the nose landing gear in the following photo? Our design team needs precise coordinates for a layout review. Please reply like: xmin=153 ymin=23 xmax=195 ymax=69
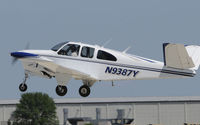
xmin=19 ymin=74 xmax=28 ymax=92
xmin=19 ymin=83 xmax=27 ymax=92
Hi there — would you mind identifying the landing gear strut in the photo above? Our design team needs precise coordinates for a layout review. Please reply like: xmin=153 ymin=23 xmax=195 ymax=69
xmin=56 ymin=85 xmax=68 ymax=96
xmin=19 ymin=74 xmax=28 ymax=92
xmin=79 ymin=85 xmax=90 ymax=97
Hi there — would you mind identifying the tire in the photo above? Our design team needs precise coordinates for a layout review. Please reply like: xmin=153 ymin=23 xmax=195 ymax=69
xmin=79 ymin=85 xmax=90 ymax=97
xmin=19 ymin=83 xmax=27 ymax=92
xmin=56 ymin=85 xmax=67 ymax=96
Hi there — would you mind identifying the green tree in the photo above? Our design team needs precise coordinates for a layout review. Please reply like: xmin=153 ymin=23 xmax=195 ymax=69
xmin=12 ymin=92 xmax=59 ymax=125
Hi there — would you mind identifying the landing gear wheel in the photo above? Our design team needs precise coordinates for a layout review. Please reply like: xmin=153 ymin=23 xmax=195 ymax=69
xmin=56 ymin=85 xmax=67 ymax=96
xmin=19 ymin=83 xmax=27 ymax=92
xmin=79 ymin=85 xmax=90 ymax=97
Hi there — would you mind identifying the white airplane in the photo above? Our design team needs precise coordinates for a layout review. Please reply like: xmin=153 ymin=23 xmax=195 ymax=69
xmin=11 ymin=41 xmax=200 ymax=97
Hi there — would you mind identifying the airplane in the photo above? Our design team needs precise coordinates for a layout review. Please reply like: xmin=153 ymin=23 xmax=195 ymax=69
xmin=10 ymin=41 xmax=200 ymax=97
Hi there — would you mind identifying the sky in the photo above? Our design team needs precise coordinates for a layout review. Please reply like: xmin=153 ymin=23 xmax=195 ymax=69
xmin=0 ymin=0 xmax=200 ymax=99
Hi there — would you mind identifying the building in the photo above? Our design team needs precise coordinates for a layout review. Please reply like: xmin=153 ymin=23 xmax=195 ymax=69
xmin=1 ymin=96 xmax=200 ymax=125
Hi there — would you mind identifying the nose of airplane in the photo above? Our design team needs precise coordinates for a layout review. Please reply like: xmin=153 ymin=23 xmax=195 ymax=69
xmin=10 ymin=51 xmax=38 ymax=58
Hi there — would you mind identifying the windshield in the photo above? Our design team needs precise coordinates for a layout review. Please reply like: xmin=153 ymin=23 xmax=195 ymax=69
xmin=51 ymin=42 xmax=68 ymax=52
xmin=58 ymin=44 xmax=80 ymax=57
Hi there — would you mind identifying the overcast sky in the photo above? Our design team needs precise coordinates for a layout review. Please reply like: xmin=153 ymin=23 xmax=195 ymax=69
xmin=1 ymin=0 xmax=200 ymax=99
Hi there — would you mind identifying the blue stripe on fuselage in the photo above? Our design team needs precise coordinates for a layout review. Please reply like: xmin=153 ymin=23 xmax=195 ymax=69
xmin=39 ymin=54 xmax=195 ymax=77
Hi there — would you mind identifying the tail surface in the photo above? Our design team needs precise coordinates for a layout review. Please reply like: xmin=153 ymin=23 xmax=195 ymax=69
xmin=185 ymin=45 xmax=200 ymax=70
xmin=163 ymin=43 xmax=200 ymax=70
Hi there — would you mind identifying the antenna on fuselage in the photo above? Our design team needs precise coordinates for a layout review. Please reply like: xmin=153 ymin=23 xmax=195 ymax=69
xmin=123 ymin=46 xmax=131 ymax=53
xmin=112 ymin=80 xmax=115 ymax=86
xmin=102 ymin=38 xmax=112 ymax=47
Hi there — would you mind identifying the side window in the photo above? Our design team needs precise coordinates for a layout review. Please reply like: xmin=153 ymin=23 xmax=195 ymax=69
xmin=97 ymin=50 xmax=117 ymax=61
xmin=58 ymin=44 xmax=80 ymax=57
xmin=81 ymin=46 xmax=95 ymax=58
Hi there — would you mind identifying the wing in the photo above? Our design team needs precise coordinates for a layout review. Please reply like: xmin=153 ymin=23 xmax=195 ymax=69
xmin=21 ymin=56 xmax=96 ymax=82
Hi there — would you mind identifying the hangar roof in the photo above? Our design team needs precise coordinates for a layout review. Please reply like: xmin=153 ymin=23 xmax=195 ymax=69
xmin=54 ymin=96 xmax=200 ymax=104
xmin=1 ymin=96 xmax=200 ymax=105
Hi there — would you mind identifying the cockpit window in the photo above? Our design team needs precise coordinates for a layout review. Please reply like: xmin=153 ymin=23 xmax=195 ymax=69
xmin=51 ymin=42 xmax=68 ymax=52
xmin=58 ymin=44 xmax=80 ymax=57
xmin=97 ymin=50 xmax=117 ymax=61
xmin=81 ymin=46 xmax=95 ymax=58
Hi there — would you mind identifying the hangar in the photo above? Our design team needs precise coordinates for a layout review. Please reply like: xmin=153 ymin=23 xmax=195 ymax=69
xmin=0 ymin=96 xmax=200 ymax=125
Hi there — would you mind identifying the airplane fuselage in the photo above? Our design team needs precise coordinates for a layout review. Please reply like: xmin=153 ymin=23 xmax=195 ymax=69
xmin=11 ymin=41 xmax=198 ymax=97
xmin=20 ymin=48 xmax=195 ymax=82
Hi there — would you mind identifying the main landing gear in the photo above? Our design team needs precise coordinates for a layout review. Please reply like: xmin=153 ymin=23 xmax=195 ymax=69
xmin=55 ymin=80 xmax=94 ymax=97
xmin=78 ymin=80 xmax=94 ymax=97
xmin=56 ymin=85 xmax=68 ymax=96
xmin=79 ymin=85 xmax=91 ymax=97
xmin=55 ymin=85 xmax=91 ymax=97
xmin=19 ymin=74 xmax=28 ymax=92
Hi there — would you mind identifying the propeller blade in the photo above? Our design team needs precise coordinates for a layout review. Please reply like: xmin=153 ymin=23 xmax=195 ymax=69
xmin=11 ymin=57 xmax=18 ymax=65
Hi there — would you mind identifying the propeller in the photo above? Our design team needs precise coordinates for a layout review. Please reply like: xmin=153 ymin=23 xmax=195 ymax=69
xmin=11 ymin=42 xmax=30 ymax=65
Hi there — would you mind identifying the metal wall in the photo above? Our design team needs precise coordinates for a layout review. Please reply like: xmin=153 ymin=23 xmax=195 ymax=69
xmin=56 ymin=102 xmax=200 ymax=125
xmin=0 ymin=105 xmax=16 ymax=125
xmin=0 ymin=101 xmax=200 ymax=125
